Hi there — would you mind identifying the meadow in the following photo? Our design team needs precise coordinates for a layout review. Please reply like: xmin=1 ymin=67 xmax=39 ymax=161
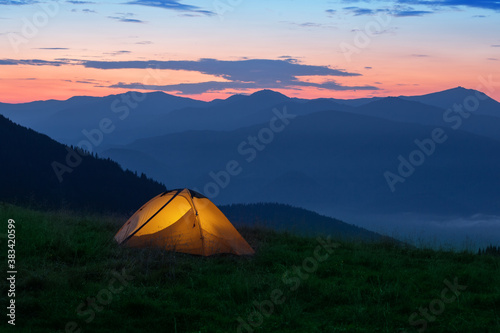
xmin=0 ymin=203 xmax=499 ymax=333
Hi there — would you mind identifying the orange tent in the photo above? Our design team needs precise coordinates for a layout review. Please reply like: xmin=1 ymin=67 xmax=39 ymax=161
xmin=114 ymin=189 xmax=254 ymax=256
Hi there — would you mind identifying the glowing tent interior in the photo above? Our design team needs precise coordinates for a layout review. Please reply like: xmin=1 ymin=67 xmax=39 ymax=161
xmin=114 ymin=189 xmax=255 ymax=256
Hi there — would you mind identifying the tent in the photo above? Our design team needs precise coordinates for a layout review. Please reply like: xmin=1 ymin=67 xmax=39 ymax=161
xmin=114 ymin=189 xmax=255 ymax=256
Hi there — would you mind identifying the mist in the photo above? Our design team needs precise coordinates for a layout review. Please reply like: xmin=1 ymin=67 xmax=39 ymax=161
xmin=304 ymin=204 xmax=500 ymax=251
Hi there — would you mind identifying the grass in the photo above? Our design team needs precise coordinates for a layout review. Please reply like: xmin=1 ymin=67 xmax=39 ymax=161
xmin=0 ymin=202 xmax=499 ymax=333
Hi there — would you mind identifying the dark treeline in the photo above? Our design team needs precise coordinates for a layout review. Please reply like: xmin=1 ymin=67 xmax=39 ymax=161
xmin=478 ymin=245 xmax=500 ymax=256
xmin=0 ymin=115 xmax=166 ymax=214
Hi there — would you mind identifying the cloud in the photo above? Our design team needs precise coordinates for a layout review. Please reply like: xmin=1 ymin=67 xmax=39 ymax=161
xmin=0 ymin=58 xmax=360 ymax=79
xmin=125 ymin=0 xmax=215 ymax=16
xmin=396 ymin=0 xmax=500 ymax=11
xmin=103 ymin=50 xmax=131 ymax=56
xmin=492 ymin=44 xmax=500 ymax=47
xmin=80 ymin=58 xmax=360 ymax=77
xmin=412 ymin=54 xmax=430 ymax=57
xmin=109 ymin=16 xmax=144 ymax=23
xmin=296 ymin=22 xmax=323 ymax=28
xmin=34 ymin=47 xmax=70 ymax=50
xmin=393 ymin=9 xmax=432 ymax=16
xmin=91 ymin=58 xmax=376 ymax=94
xmin=351 ymin=26 xmax=397 ymax=35
xmin=66 ymin=0 xmax=95 ymax=4
xmin=286 ymin=21 xmax=332 ymax=29
xmin=108 ymin=13 xmax=144 ymax=23
xmin=343 ymin=6 xmax=377 ymax=15
xmin=109 ymin=80 xmax=379 ymax=95
xmin=277 ymin=56 xmax=301 ymax=63
xmin=326 ymin=9 xmax=337 ymax=16
xmin=0 ymin=58 xmax=379 ymax=94
xmin=0 ymin=0 xmax=35 ymax=5
xmin=341 ymin=0 xmax=500 ymax=18
xmin=71 ymin=8 xmax=96 ymax=13
xmin=0 ymin=59 xmax=68 ymax=66
xmin=343 ymin=0 xmax=500 ymax=12
xmin=135 ymin=40 xmax=153 ymax=45
xmin=343 ymin=5 xmax=433 ymax=16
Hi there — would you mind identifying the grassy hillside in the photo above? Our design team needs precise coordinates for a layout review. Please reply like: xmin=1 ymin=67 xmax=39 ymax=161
xmin=0 ymin=203 xmax=499 ymax=333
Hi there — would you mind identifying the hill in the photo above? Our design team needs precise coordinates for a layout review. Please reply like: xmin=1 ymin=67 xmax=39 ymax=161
xmin=0 ymin=204 xmax=498 ymax=332
xmin=220 ymin=203 xmax=393 ymax=242
xmin=0 ymin=114 xmax=166 ymax=213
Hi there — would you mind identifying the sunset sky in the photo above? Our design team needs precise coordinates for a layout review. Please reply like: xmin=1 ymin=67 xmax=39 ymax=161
xmin=0 ymin=0 xmax=499 ymax=103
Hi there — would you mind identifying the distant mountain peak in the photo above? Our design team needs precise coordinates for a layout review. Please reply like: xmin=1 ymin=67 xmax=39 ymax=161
xmin=408 ymin=86 xmax=491 ymax=100
xmin=250 ymin=89 xmax=289 ymax=99
xmin=446 ymin=86 xmax=472 ymax=93
xmin=445 ymin=86 xmax=489 ymax=97
xmin=146 ymin=90 xmax=168 ymax=96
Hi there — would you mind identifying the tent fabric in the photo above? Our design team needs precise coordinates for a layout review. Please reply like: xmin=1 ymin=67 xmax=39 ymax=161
xmin=114 ymin=189 xmax=255 ymax=256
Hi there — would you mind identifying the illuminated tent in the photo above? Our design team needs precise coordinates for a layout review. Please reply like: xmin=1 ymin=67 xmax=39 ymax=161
xmin=114 ymin=189 xmax=254 ymax=256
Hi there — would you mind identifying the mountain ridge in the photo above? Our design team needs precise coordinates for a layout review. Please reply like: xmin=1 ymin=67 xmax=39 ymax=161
xmin=1 ymin=86 xmax=499 ymax=150
xmin=0 ymin=114 xmax=166 ymax=213
xmin=101 ymin=107 xmax=500 ymax=216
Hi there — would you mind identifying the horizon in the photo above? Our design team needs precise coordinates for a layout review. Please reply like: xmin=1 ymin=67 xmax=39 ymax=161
xmin=2 ymin=85 xmax=500 ymax=105
xmin=1 ymin=1 xmax=500 ymax=103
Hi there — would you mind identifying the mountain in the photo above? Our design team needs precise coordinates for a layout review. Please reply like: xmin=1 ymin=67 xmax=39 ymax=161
xmin=0 ymin=90 xmax=299 ymax=148
xmin=0 ymin=91 xmax=208 ymax=146
xmin=400 ymin=86 xmax=500 ymax=118
xmin=229 ymin=89 xmax=293 ymax=105
xmin=99 ymin=91 xmax=353 ymax=153
xmin=0 ymin=114 xmax=166 ymax=213
xmin=344 ymin=97 xmax=500 ymax=142
xmin=3 ymin=87 xmax=500 ymax=245
xmin=2 ymin=87 xmax=499 ymax=151
xmin=138 ymin=89 xmax=295 ymax=137
xmin=220 ymin=203 xmax=399 ymax=242
xmin=102 ymin=108 xmax=500 ymax=217
xmin=346 ymin=97 xmax=446 ymax=126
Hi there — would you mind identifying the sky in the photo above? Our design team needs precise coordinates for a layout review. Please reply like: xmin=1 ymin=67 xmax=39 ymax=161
xmin=0 ymin=0 xmax=499 ymax=103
